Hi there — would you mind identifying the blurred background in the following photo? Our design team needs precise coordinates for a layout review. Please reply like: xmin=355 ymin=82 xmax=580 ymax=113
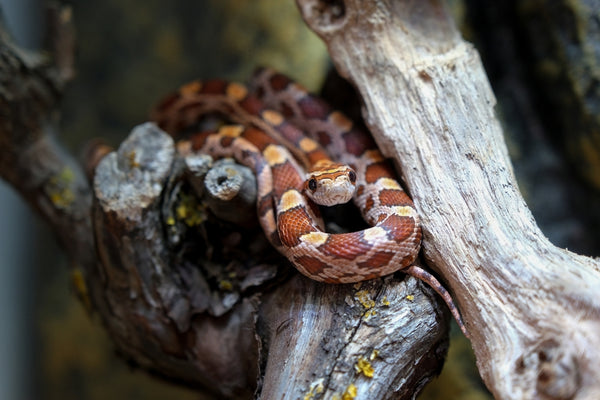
xmin=1 ymin=1 xmax=43 ymax=399
xmin=0 ymin=0 xmax=598 ymax=399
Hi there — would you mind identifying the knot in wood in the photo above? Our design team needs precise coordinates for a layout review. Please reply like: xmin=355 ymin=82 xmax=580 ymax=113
xmin=516 ymin=339 xmax=580 ymax=400
xmin=297 ymin=0 xmax=347 ymax=33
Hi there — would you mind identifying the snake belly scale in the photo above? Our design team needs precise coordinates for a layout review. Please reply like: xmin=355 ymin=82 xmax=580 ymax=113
xmin=151 ymin=69 xmax=468 ymax=336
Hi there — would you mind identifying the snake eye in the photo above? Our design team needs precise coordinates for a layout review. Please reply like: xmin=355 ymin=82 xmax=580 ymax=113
xmin=348 ymin=170 xmax=356 ymax=183
xmin=308 ymin=178 xmax=317 ymax=191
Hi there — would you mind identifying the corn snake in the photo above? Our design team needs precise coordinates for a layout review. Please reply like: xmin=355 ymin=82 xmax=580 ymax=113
xmin=151 ymin=69 xmax=468 ymax=336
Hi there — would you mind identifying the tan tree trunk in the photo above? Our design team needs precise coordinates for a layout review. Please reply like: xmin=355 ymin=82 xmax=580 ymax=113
xmin=295 ymin=0 xmax=600 ymax=399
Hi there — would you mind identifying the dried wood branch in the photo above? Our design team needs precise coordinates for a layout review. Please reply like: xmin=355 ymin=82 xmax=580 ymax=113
xmin=296 ymin=0 xmax=600 ymax=399
xmin=0 ymin=4 xmax=94 ymax=275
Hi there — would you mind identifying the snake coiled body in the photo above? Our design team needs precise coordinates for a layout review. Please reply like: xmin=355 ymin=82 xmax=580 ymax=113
xmin=152 ymin=71 xmax=421 ymax=283
xmin=151 ymin=69 xmax=467 ymax=335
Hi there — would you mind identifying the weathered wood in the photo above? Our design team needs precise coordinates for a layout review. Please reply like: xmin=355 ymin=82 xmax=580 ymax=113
xmin=202 ymin=158 xmax=257 ymax=227
xmin=92 ymin=124 xmax=261 ymax=397
xmin=259 ymin=270 xmax=451 ymax=399
xmin=296 ymin=0 xmax=600 ymax=399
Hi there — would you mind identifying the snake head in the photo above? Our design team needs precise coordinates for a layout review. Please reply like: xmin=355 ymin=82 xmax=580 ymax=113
xmin=304 ymin=162 xmax=357 ymax=206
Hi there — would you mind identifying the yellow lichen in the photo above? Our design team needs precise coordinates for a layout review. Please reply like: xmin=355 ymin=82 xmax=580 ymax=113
xmin=175 ymin=204 xmax=187 ymax=219
xmin=355 ymin=290 xmax=379 ymax=319
xmin=406 ymin=294 xmax=414 ymax=301
xmin=381 ymin=296 xmax=390 ymax=306
xmin=174 ymin=193 xmax=206 ymax=226
xmin=219 ymin=280 xmax=233 ymax=291
xmin=71 ymin=268 xmax=91 ymax=312
xmin=126 ymin=150 xmax=140 ymax=168
xmin=46 ymin=167 xmax=76 ymax=210
xmin=355 ymin=290 xmax=376 ymax=309
xmin=303 ymin=379 xmax=324 ymax=400
xmin=342 ymin=383 xmax=357 ymax=400
xmin=355 ymin=356 xmax=375 ymax=378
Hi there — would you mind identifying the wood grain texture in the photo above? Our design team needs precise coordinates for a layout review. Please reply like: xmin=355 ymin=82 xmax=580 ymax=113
xmin=259 ymin=271 xmax=450 ymax=399
xmin=296 ymin=0 xmax=600 ymax=399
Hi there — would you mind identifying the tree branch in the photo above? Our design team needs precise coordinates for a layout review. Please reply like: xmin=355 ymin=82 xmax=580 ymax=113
xmin=0 ymin=4 xmax=94 ymax=275
xmin=296 ymin=0 xmax=600 ymax=399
